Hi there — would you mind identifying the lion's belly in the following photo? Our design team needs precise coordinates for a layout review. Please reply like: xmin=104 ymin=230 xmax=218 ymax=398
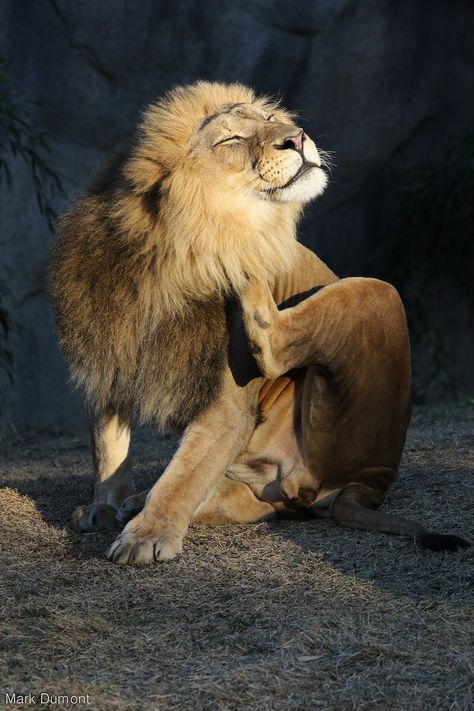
xmin=227 ymin=370 xmax=344 ymax=512
xmin=227 ymin=372 xmax=314 ymax=503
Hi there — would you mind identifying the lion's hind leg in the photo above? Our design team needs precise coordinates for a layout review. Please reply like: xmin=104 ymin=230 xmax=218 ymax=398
xmin=193 ymin=477 xmax=276 ymax=526
xmin=116 ymin=478 xmax=276 ymax=530
xmin=254 ymin=276 xmax=473 ymax=552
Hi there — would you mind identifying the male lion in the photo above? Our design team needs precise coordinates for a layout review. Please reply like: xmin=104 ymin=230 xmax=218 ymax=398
xmin=49 ymin=81 xmax=470 ymax=564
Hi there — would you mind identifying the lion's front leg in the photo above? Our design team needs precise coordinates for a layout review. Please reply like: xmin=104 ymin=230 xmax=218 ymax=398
xmin=107 ymin=379 xmax=252 ymax=564
xmin=72 ymin=409 xmax=135 ymax=532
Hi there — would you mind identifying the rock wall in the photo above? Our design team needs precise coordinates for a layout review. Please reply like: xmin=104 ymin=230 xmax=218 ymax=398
xmin=0 ymin=0 xmax=472 ymax=433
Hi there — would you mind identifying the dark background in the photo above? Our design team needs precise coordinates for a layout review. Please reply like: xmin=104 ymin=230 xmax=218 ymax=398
xmin=0 ymin=0 xmax=472 ymax=433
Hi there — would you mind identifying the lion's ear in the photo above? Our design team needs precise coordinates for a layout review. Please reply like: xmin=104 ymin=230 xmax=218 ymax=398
xmin=124 ymin=154 xmax=165 ymax=194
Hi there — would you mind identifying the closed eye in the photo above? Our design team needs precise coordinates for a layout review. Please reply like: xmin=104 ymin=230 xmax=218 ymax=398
xmin=214 ymin=135 xmax=245 ymax=146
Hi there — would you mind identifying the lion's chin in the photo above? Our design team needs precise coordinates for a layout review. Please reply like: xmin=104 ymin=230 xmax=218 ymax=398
xmin=274 ymin=166 xmax=328 ymax=204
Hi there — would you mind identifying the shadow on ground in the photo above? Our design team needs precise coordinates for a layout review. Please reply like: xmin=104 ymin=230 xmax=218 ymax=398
xmin=0 ymin=406 xmax=472 ymax=710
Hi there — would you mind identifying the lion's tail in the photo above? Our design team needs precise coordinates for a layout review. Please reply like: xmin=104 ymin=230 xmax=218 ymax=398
xmin=328 ymin=483 xmax=471 ymax=552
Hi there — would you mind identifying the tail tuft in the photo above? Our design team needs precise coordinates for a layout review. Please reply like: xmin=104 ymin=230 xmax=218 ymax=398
xmin=415 ymin=528 xmax=471 ymax=552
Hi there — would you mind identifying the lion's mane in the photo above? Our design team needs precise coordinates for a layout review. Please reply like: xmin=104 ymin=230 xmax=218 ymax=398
xmin=49 ymin=82 xmax=301 ymax=429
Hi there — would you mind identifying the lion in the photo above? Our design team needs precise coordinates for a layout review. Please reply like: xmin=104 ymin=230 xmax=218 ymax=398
xmin=49 ymin=81 xmax=470 ymax=564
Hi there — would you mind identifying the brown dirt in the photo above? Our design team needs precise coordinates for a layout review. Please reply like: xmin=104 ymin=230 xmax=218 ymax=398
xmin=0 ymin=405 xmax=473 ymax=710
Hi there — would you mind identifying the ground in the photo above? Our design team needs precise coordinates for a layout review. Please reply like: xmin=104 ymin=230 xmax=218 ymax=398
xmin=0 ymin=405 xmax=472 ymax=711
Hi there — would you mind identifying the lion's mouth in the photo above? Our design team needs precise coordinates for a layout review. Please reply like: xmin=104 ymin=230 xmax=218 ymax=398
xmin=280 ymin=161 xmax=320 ymax=189
xmin=261 ymin=160 xmax=321 ymax=194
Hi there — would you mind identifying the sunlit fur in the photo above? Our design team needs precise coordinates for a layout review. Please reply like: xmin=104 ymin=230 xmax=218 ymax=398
xmin=121 ymin=81 xmax=317 ymax=313
xmin=49 ymin=81 xmax=327 ymax=427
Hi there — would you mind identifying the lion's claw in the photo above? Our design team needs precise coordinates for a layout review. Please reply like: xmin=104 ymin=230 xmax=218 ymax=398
xmin=107 ymin=529 xmax=183 ymax=565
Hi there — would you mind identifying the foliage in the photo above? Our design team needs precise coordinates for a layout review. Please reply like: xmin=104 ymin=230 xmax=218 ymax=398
xmin=0 ymin=52 xmax=65 ymax=401
xmin=0 ymin=55 xmax=66 ymax=230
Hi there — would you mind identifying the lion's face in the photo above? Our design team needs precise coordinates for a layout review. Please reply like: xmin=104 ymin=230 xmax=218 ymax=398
xmin=189 ymin=102 xmax=327 ymax=204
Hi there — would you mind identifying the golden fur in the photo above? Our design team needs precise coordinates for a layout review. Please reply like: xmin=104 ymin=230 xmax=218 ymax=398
xmin=49 ymin=82 xmax=470 ymax=563
xmin=49 ymin=81 xmax=325 ymax=428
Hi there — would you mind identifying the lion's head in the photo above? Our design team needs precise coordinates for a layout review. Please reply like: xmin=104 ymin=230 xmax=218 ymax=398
xmin=126 ymin=81 xmax=327 ymax=206
xmin=111 ymin=82 xmax=329 ymax=313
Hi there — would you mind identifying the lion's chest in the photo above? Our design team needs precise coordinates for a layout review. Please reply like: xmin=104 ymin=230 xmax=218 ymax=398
xmin=131 ymin=300 xmax=229 ymax=429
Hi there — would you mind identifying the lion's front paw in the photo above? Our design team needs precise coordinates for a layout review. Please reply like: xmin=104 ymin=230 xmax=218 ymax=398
xmin=107 ymin=517 xmax=183 ymax=565
xmin=115 ymin=490 xmax=149 ymax=527
xmin=72 ymin=502 xmax=118 ymax=532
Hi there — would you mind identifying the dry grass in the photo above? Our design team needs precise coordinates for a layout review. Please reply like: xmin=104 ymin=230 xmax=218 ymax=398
xmin=0 ymin=405 xmax=473 ymax=710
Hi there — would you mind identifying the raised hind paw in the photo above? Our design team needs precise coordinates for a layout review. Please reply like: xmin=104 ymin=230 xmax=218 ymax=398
xmin=72 ymin=502 xmax=118 ymax=532
xmin=241 ymin=278 xmax=284 ymax=380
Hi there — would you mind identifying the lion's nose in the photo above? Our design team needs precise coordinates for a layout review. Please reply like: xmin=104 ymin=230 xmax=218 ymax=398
xmin=279 ymin=130 xmax=304 ymax=152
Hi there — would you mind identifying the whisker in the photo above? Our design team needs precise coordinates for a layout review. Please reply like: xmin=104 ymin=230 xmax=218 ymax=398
xmin=318 ymin=149 xmax=336 ymax=173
